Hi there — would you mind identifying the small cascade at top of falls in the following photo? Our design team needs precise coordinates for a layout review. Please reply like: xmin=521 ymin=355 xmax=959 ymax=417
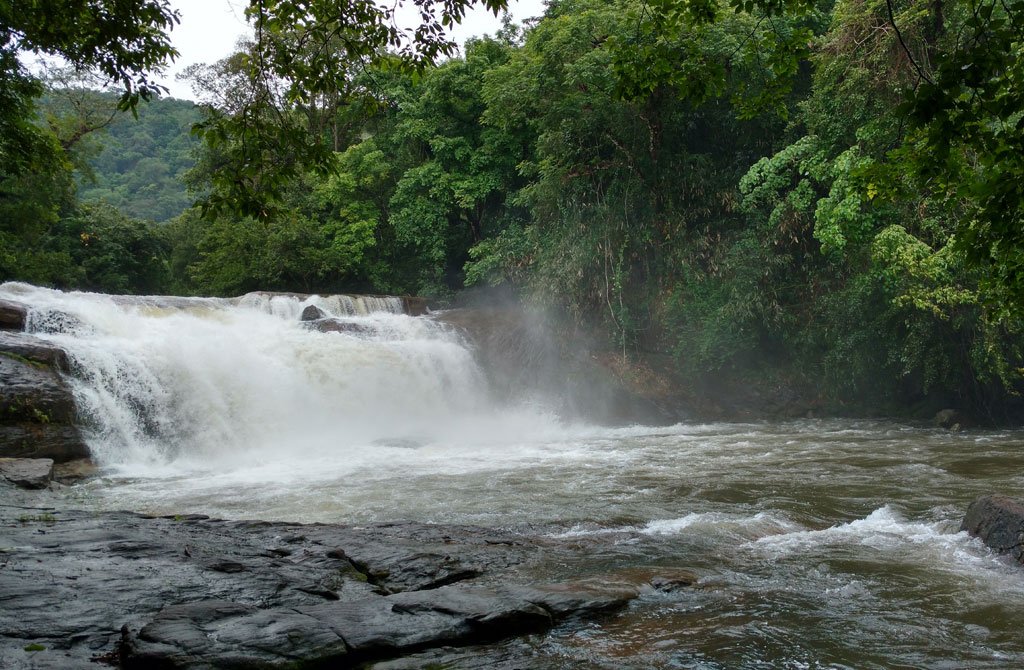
xmin=0 ymin=282 xmax=538 ymax=472
xmin=234 ymin=291 xmax=407 ymax=318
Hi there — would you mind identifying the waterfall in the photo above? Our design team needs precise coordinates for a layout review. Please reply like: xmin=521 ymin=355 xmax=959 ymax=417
xmin=0 ymin=282 xmax=515 ymax=471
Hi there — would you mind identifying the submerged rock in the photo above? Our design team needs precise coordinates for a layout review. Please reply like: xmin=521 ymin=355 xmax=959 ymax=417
xmin=27 ymin=309 xmax=92 ymax=335
xmin=307 ymin=317 xmax=375 ymax=336
xmin=961 ymin=495 xmax=1024 ymax=565
xmin=0 ymin=458 xmax=53 ymax=489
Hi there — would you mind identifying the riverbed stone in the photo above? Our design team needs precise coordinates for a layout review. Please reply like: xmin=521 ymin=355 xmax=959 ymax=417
xmin=0 ymin=458 xmax=53 ymax=489
xmin=328 ymin=522 xmax=534 ymax=594
xmin=122 ymin=581 xmax=638 ymax=667
xmin=122 ymin=600 xmax=350 ymax=669
xmin=0 ymin=299 xmax=27 ymax=330
xmin=961 ymin=495 xmax=1024 ymax=565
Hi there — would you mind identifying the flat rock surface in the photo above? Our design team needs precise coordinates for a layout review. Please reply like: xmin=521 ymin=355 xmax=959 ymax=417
xmin=0 ymin=506 xmax=672 ymax=669
xmin=51 ymin=458 xmax=98 ymax=483
xmin=0 ymin=458 xmax=53 ymax=489
xmin=961 ymin=494 xmax=1024 ymax=565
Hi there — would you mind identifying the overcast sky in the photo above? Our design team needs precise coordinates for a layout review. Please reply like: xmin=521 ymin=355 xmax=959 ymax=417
xmin=160 ymin=0 xmax=546 ymax=100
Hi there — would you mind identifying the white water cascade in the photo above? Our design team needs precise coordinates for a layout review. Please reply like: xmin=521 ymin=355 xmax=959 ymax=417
xmin=1 ymin=282 xmax=562 ymax=477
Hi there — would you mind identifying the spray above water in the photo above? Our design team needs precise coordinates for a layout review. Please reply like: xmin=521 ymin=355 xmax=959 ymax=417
xmin=0 ymin=282 xmax=567 ymax=473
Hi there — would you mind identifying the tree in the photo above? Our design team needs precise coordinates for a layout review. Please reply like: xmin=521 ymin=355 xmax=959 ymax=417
xmin=0 ymin=0 xmax=179 ymax=171
xmin=56 ymin=202 xmax=171 ymax=293
xmin=185 ymin=0 xmax=509 ymax=219
xmin=898 ymin=0 xmax=1024 ymax=317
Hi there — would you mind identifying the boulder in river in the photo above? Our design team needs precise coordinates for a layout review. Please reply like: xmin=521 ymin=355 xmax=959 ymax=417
xmin=961 ymin=495 xmax=1024 ymax=565
xmin=300 ymin=304 xmax=328 ymax=321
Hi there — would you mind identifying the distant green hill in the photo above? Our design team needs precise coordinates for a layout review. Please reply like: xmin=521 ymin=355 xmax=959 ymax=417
xmin=77 ymin=96 xmax=201 ymax=223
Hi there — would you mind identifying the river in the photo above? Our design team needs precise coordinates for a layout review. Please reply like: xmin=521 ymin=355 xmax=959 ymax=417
xmin=4 ymin=281 xmax=1024 ymax=669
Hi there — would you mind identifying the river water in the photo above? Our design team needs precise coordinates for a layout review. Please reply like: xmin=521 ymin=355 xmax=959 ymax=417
xmin=4 ymin=282 xmax=1024 ymax=669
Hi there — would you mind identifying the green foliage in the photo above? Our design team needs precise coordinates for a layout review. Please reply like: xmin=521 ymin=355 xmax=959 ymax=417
xmin=192 ymin=0 xmax=511 ymax=218
xmin=76 ymin=95 xmax=202 ymax=222
xmin=0 ymin=0 xmax=180 ymax=115
xmin=4 ymin=0 xmax=1024 ymax=419
xmin=0 ymin=116 xmax=80 ymax=286
xmin=900 ymin=0 xmax=1024 ymax=317
xmin=179 ymin=165 xmax=378 ymax=295
xmin=55 ymin=202 xmax=171 ymax=294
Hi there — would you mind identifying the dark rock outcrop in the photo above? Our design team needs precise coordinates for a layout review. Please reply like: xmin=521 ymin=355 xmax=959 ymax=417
xmin=402 ymin=296 xmax=429 ymax=317
xmin=0 ymin=508 xmax=675 ymax=669
xmin=0 ymin=331 xmax=70 ymax=370
xmin=120 ymin=582 xmax=632 ymax=668
xmin=0 ymin=458 xmax=53 ymax=489
xmin=961 ymin=495 xmax=1024 ymax=565
xmin=300 ymin=304 xmax=328 ymax=321
xmin=0 ymin=299 xmax=27 ymax=330
xmin=0 ymin=344 xmax=89 ymax=462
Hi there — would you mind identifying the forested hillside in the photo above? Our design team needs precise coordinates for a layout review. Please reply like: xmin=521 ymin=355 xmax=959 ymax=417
xmin=77 ymin=96 xmax=200 ymax=222
xmin=2 ymin=0 xmax=1023 ymax=420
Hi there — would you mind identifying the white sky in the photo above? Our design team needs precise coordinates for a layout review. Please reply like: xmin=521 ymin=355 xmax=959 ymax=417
xmin=160 ymin=0 xmax=546 ymax=99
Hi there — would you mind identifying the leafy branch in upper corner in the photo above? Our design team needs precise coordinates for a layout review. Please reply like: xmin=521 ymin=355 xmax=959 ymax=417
xmin=188 ymin=0 xmax=510 ymax=220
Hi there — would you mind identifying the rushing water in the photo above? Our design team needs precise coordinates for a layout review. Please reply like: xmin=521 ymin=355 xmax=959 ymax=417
xmin=3 ymin=282 xmax=1024 ymax=669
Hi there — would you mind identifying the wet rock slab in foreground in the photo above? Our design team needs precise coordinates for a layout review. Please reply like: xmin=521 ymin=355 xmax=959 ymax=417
xmin=0 ymin=505 xmax=657 ymax=669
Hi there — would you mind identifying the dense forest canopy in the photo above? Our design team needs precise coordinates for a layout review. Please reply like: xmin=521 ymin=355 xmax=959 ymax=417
xmin=2 ymin=0 xmax=1023 ymax=419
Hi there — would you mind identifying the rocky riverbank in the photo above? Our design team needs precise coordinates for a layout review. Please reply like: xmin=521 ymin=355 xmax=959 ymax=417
xmin=0 ymin=478 xmax=698 ymax=669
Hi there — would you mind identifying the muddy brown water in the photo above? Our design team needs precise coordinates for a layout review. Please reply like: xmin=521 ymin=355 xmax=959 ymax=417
xmin=68 ymin=420 xmax=1024 ymax=669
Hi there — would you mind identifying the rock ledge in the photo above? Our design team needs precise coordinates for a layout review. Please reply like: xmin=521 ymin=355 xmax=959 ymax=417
xmin=0 ymin=508 xmax=685 ymax=669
